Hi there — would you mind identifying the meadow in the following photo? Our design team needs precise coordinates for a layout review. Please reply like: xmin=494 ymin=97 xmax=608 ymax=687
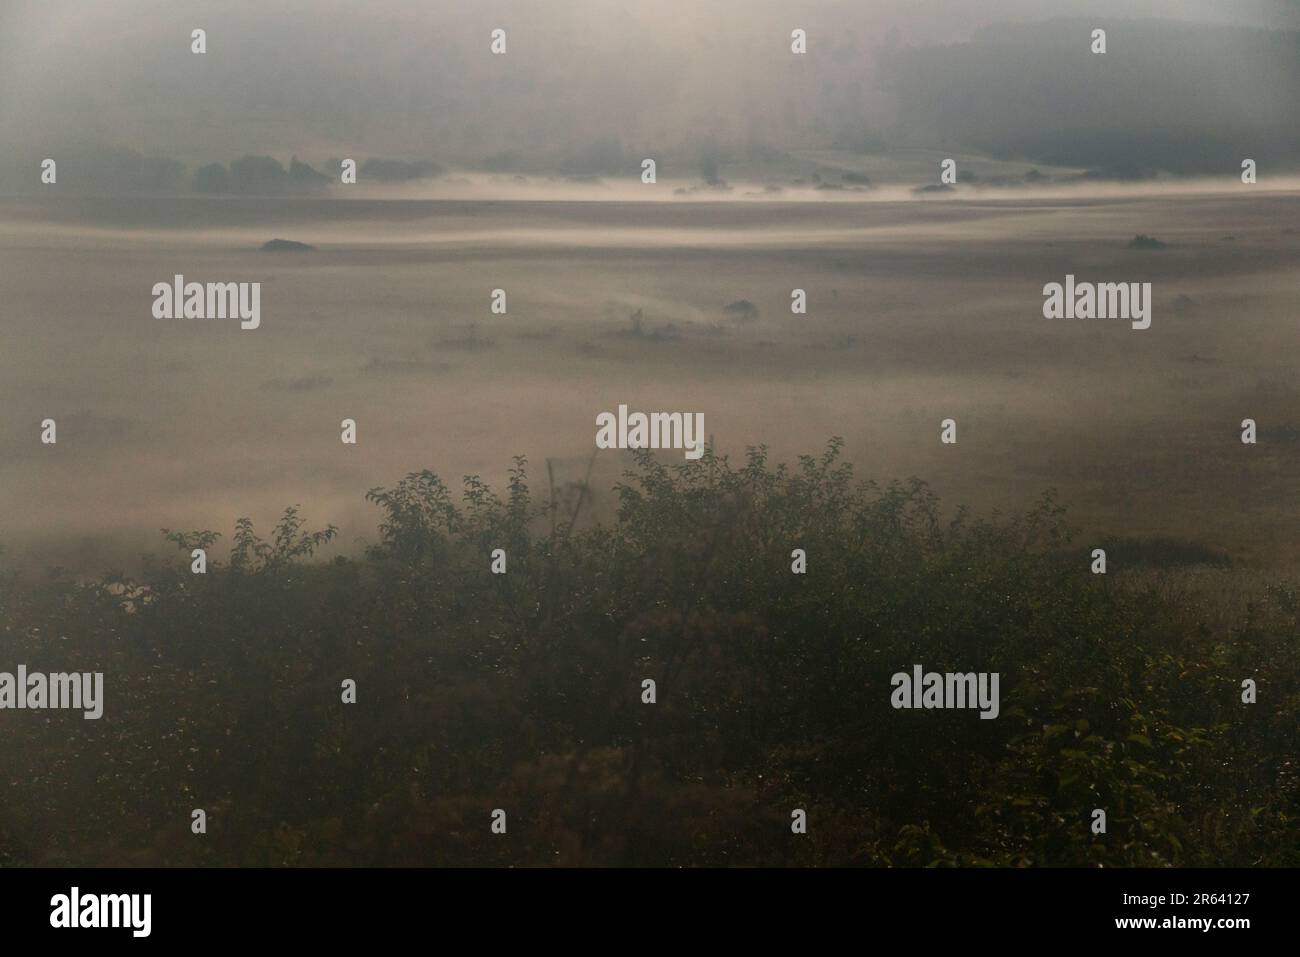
xmin=0 ymin=181 xmax=1297 ymax=864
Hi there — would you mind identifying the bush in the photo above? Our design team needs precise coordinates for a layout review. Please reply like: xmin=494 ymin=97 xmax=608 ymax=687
xmin=0 ymin=441 xmax=1295 ymax=866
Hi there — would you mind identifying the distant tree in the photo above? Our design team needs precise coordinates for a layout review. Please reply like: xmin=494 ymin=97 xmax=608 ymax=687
xmin=229 ymin=155 xmax=288 ymax=194
xmin=192 ymin=162 xmax=229 ymax=193
xmin=288 ymin=156 xmax=329 ymax=189
xmin=1129 ymin=234 xmax=1168 ymax=250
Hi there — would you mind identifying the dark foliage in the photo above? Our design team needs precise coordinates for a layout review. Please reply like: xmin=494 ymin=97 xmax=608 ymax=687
xmin=1 ymin=442 xmax=1295 ymax=866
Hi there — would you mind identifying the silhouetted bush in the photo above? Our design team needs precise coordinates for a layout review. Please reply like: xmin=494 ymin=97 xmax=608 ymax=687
xmin=1 ymin=441 xmax=1295 ymax=866
xmin=724 ymin=300 xmax=760 ymax=322
xmin=1129 ymin=234 xmax=1169 ymax=250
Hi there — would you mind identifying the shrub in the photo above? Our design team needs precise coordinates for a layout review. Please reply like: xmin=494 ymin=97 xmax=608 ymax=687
xmin=0 ymin=441 xmax=1294 ymax=866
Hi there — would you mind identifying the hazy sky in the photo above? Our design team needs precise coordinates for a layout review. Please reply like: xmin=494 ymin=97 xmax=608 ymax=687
xmin=2 ymin=0 xmax=1297 ymax=176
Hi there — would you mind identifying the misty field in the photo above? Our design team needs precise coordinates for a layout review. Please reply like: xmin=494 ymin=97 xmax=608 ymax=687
xmin=1 ymin=186 xmax=1298 ymax=865
xmin=2 ymin=186 xmax=1299 ymax=573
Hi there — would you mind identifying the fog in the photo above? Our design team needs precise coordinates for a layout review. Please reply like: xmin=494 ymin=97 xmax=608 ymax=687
xmin=1 ymin=1 xmax=1297 ymax=185
xmin=1 ymin=1 xmax=1299 ymax=577
xmin=3 ymin=182 xmax=1298 ymax=576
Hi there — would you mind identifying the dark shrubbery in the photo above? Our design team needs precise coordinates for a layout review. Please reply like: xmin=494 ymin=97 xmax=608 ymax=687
xmin=1 ymin=441 xmax=1295 ymax=866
